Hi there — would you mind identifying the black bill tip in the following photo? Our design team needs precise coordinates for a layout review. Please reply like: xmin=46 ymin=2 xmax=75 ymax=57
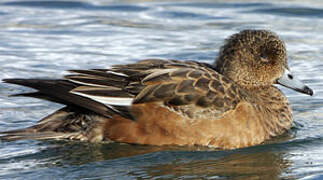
xmin=303 ymin=85 xmax=314 ymax=96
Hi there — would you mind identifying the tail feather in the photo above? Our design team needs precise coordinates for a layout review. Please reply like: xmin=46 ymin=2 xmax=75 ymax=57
xmin=9 ymin=92 xmax=67 ymax=105
xmin=0 ymin=131 xmax=79 ymax=141
xmin=0 ymin=106 xmax=105 ymax=142
xmin=3 ymin=78 xmax=134 ymax=119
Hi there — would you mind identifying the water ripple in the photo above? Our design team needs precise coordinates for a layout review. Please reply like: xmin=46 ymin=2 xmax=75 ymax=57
xmin=2 ymin=1 xmax=149 ymax=12
xmin=249 ymin=7 xmax=323 ymax=18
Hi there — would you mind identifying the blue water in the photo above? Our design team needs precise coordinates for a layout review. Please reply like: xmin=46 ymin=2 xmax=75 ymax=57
xmin=0 ymin=0 xmax=323 ymax=179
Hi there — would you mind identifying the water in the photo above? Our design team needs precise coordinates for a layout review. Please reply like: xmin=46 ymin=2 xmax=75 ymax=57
xmin=0 ymin=0 xmax=322 ymax=179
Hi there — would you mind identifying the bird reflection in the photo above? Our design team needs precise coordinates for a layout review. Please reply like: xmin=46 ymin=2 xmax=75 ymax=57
xmin=27 ymin=139 xmax=294 ymax=179
xmin=141 ymin=151 xmax=294 ymax=179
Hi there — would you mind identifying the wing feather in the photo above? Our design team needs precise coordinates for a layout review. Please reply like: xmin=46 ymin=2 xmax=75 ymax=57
xmin=4 ymin=59 xmax=242 ymax=121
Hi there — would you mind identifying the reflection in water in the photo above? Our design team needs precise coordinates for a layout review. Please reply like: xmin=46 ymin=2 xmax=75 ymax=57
xmin=29 ymin=141 xmax=168 ymax=165
xmin=20 ymin=141 xmax=206 ymax=165
xmin=18 ymin=141 xmax=295 ymax=179
xmin=141 ymin=151 xmax=293 ymax=179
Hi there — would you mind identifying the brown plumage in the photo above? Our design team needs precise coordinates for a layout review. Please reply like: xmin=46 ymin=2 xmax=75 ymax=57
xmin=1 ymin=30 xmax=313 ymax=149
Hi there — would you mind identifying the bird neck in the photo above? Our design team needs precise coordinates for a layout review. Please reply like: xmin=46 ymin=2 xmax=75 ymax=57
xmin=246 ymin=86 xmax=293 ymax=137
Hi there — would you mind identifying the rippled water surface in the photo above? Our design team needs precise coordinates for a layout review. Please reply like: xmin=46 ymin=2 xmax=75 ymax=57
xmin=0 ymin=0 xmax=323 ymax=179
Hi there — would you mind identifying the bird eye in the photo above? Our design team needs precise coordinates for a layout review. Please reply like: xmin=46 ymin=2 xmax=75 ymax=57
xmin=259 ymin=53 xmax=269 ymax=63
xmin=260 ymin=53 xmax=268 ymax=59
xmin=288 ymin=74 xmax=293 ymax=79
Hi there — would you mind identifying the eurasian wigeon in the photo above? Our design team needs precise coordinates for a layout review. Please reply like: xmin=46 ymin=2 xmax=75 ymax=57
xmin=1 ymin=29 xmax=313 ymax=149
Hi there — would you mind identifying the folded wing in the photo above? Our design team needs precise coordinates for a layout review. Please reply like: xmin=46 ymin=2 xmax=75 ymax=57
xmin=4 ymin=59 xmax=242 ymax=121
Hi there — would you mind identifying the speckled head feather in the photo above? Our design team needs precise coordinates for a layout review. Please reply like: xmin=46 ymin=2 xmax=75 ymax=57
xmin=214 ymin=30 xmax=287 ymax=88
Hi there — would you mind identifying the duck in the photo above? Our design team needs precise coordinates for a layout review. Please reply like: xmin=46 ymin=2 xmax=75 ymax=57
xmin=1 ymin=29 xmax=313 ymax=149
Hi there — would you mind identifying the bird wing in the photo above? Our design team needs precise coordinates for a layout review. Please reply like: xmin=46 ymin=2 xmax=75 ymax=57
xmin=4 ymin=59 xmax=243 ymax=120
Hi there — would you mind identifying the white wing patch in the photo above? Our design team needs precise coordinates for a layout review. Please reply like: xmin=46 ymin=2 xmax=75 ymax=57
xmin=106 ymin=70 xmax=129 ymax=77
xmin=67 ymin=79 xmax=107 ymax=87
xmin=71 ymin=91 xmax=133 ymax=106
